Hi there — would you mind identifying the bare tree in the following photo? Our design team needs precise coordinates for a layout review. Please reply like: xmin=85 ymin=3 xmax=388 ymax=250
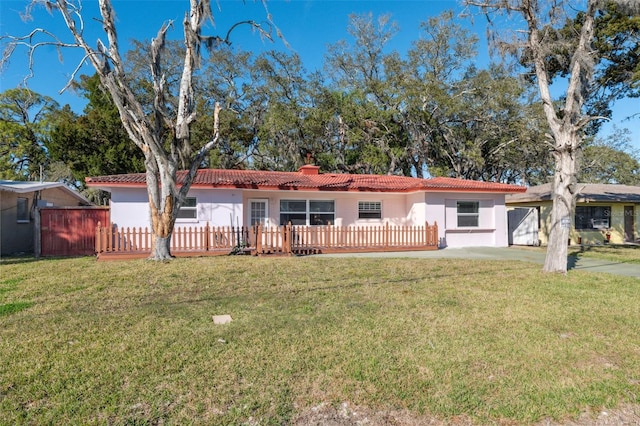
xmin=467 ymin=0 xmax=637 ymax=273
xmin=2 ymin=0 xmax=273 ymax=259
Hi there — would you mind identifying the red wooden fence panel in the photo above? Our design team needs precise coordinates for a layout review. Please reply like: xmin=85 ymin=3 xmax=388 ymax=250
xmin=40 ymin=207 xmax=110 ymax=256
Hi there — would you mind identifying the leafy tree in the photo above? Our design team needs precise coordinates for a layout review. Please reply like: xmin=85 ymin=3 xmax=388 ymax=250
xmin=48 ymin=75 xmax=145 ymax=193
xmin=401 ymin=11 xmax=550 ymax=182
xmin=592 ymin=2 xmax=640 ymax=99
xmin=250 ymin=50 xmax=313 ymax=171
xmin=325 ymin=13 xmax=411 ymax=175
xmin=560 ymin=3 xmax=639 ymax=110
xmin=579 ymin=127 xmax=640 ymax=184
xmin=527 ymin=1 xmax=640 ymax=133
xmin=0 ymin=88 xmax=58 ymax=180
xmin=199 ymin=47 xmax=258 ymax=169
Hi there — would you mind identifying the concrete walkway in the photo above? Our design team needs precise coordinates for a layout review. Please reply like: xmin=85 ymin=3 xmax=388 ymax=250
xmin=318 ymin=247 xmax=640 ymax=278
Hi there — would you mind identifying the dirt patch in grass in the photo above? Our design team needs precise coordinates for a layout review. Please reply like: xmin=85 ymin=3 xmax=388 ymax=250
xmin=292 ymin=402 xmax=640 ymax=425
xmin=292 ymin=402 xmax=471 ymax=425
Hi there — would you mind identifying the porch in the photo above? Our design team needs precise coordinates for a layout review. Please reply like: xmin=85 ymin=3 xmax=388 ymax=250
xmin=95 ymin=222 xmax=439 ymax=260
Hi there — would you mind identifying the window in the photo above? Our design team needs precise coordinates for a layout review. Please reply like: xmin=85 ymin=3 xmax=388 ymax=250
xmin=358 ymin=201 xmax=382 ymax=219
xmin=17 ymin=197 xmax=29 ymax=222
xmin=575 ymin=206 xmax=610 ymax=230
xmin=280 ymin=200 xmax=307 ymax=225
xmin=309 ymin=200 xmax=335 ymax=225
xmin=177 ymin=197 xmax=197 ymax=219
xmin=457 ymin=201 xmax=479 ymax=227
xmin=250 ymin=199 xmax=268 ymax=226
xmin=280 ymin=200 xmax=335 ymax=225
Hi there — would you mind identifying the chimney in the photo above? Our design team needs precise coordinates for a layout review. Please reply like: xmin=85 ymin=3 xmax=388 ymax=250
xmin=298 ymin=165 xmax=320 ymax=175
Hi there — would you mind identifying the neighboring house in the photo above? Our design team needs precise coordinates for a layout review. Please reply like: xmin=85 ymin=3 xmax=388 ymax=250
xmin=506 ymin=183 xmax=640 ymax=246
xmin=0 ymin=181 xmax=91 ymax=256
xmin=86 ymin=165 xmax=526 ymax=249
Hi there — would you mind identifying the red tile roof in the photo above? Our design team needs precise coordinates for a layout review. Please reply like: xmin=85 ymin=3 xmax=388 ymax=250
xmin=86 ymin=168 xmax=526 ymax=194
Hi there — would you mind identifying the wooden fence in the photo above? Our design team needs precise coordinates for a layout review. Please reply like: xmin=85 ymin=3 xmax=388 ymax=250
xmin=95 ymin=221 xmax=438 ymax=259
xmin=285 ymin=222 xmax=439 ymax=254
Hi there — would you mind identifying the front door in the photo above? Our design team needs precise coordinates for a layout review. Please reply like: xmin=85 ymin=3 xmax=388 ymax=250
xmin=624 ymin=205 xmax=635 ymax=243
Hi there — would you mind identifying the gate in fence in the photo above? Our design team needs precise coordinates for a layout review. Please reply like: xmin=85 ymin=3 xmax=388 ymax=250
xmin=39 ymin=207 xmax=110 ymax=256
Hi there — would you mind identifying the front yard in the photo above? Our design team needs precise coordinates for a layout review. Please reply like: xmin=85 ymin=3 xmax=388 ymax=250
xmin=568 ymin=244 xmax=640 ymax=264
xmin=1 ymin=255 xmax=639 ymax=424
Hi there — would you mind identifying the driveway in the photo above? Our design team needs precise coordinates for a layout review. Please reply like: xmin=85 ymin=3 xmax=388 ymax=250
xmin=318 ymin=247 xmax=640 ymax=278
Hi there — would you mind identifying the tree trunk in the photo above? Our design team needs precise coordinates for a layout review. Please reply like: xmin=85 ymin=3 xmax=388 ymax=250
xmin=146 ymin=164 xmax=178 ymax=261
xmin=152 ymin=235 xmax=173 ymax=260
xmin=543 ymin=134 xmax=578 ymax=273
xmin=149 ymin=200 xmax=177 ymax=260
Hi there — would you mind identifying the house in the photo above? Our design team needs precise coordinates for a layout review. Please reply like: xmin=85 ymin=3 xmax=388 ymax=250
xmin=86 ymin=166 xmax=525 ymax=250
xmin=506 ymin=183 xmax=640 ymax=246
xmin=0 ymin=181 xmax=92 ymax=256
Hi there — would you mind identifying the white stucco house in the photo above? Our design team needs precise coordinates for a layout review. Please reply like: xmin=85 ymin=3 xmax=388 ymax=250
xmin=86 ymin=165 xmax=526 ymax=249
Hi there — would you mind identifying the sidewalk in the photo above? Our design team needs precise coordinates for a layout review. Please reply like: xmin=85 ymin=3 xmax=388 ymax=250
xmin=318 ymin=247 xmax=640 ymax=278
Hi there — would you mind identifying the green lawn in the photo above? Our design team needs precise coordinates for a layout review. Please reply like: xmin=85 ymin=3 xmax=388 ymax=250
xmin=569 ymin=244 xmax=640 ymax=264
xmin=517 ymin=244 xmax=640 ymax=264
xmin=1 ymin=255 xmax=639 ymax=424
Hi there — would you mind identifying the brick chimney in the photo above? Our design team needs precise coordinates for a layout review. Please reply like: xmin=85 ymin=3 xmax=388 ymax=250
xmin=298 ymin=165 xmax=320 ymax=175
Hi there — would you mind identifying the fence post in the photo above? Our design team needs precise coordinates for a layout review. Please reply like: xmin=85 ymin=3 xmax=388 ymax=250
xmin=433 ymin=221 xmax=438 ymax=247
xmin=108 ymin=224 xmax=115 ymax=252
xmin=256 ymin=224 xmax=263 ymax=254
xmin=325 ymin=225 xmax=330 ymax=249
xmin=204 ymin=222 xmax=210 ymax=251
xmin=424 ymin=222 xmax=428 ymax=247
xmin=384 ymin=222 xmax=389 ymax=248
xmin=285 ymin=222 xmax=292 ymax=254
xmin=95 ymin=221 xmax=102 ymax=254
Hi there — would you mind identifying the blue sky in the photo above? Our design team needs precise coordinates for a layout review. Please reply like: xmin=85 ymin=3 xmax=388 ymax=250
xmin=1 ymin=0 xmax=638 ymax=149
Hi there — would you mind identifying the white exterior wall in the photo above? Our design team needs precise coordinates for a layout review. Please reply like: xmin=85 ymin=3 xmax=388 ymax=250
xmin=186 ymin=188 xmax=244 ymax=227
xmin=242 ymin=190 xmax=420 ymax=227
xmin=406 ymin=192 xmax=427 ymax=225
xmin=109 ymin=188 xmax=243 ymax=229
xmin=108 ymin=187 xmax=509 ymax=248
xmin=425 ymin=192 xmax=508 ymax=248
xmin=109 ymin=188 xmax=149 ymax=229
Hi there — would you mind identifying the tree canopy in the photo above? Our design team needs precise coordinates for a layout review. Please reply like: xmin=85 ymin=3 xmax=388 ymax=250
xmin=3 ymin=5 xmax=637 ymax=193
xmin=48 ymin=74 xmax=145 ymax=191
xmin=0 ymin=88 xmax=58 ymax=180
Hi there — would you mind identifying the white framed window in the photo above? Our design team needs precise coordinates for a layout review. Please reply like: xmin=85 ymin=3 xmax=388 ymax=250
xmin=250 ymin=199 xmax=269 ymax=226
xmin=358 ymin=201 xmax=382 ymax=219
xmin=17 ymin=197 xmax=29 ymax=222
xmin=457 ymin=201 xmax=479 ymax=227
xmin=280 ymin=200 xmax=335 ymax=225
xmin=177 ymin=197 xmax=197 ymax=219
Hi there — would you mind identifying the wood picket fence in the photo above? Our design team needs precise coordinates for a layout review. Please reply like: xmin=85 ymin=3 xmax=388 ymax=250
xmin=95 ymin=221 xmax=438 ymax=260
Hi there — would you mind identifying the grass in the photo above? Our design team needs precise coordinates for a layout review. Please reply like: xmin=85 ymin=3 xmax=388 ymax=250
xmin=517 ymin=244 xmax=640 ymax=264
xmin=0 ymin=255 xmax=639 ymax=424
xmin=569 ymin=244 xmax=640 ymax=264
